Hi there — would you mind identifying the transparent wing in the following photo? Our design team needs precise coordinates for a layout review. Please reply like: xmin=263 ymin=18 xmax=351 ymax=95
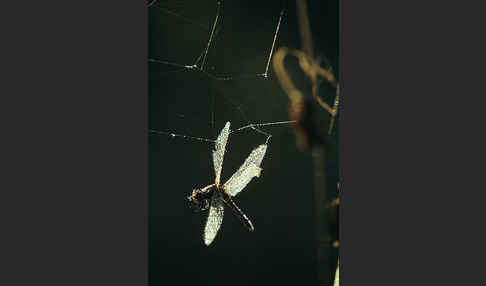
xmin=213 ymin=122 xmax=230 ymax=187
xmin=222 ymin=144 xmax=267 ymax=197
xmin=203 ymin=191 xmax=225 ymax=246
xmin=223 ymin=164 xmax=262 ymax=197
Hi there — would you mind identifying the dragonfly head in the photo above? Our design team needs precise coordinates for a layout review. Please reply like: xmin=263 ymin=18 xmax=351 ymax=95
xmin=187 ymin=194 xmax=202 ymax=212
xmin=187 ymin=186 xmax=214 ymax=212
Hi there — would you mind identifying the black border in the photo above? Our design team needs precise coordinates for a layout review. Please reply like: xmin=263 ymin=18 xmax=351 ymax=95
xmin=2 ymin=1 xmax=147 ymax=285
xmin=340 ymin=0 xmax=477 ymax=284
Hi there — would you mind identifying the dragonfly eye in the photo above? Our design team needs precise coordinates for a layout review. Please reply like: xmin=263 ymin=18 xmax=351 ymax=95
xmin=187 ymin=190 xmax=207 ymax=212
xmin=187 ymin=197 xmax=200 ymax=212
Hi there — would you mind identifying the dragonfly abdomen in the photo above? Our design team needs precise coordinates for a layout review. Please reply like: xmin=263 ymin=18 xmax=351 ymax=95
xmin=221 ymin=191 xmax=254 ymax=232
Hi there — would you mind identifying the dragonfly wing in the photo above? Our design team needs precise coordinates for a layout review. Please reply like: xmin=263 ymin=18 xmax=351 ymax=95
xmin=222 ymin=144 xmax=267 ymax=197
xmin=203 ymin=191 xmax=225 ymax=246
xmin=212 ymin=122 xmax=230 ymax=187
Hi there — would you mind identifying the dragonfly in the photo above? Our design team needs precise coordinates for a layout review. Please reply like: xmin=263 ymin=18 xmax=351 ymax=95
xmin=187 ymin=121 xmax=268 ymax=246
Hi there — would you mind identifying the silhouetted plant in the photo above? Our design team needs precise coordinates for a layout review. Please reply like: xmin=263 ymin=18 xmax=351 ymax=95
xmin=273 ymin=1 xmax=340 ymax=285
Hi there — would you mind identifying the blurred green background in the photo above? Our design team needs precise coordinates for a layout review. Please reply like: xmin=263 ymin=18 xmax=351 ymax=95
xmin=149 ymin=0 xmax=339 ymax=285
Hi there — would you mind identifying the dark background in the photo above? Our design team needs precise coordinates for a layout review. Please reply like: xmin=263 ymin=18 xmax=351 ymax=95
xmin=149 ymin=0 xmax=339 ymax=285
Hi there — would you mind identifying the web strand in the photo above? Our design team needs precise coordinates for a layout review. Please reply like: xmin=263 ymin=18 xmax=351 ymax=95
xmin=230 ymin=120 xmax=296 ymax=134
xmin=149 ymin=120 xmax=295 ymax=145
xmin=150 ymin=1 xmax=292 ymax=146
xmin=263 ymin=7 xmax=285 ymax=78
xmin=149 ymin=1 xmax=285 ymax=82
xmin=200 ymin=1 xmax=221 ymax=70
xmin=231 ymin=120 xmax=296 ymax=145
xmin=234 ymin=104 xmax=271 ymax=140
xmin=150 ymin=4 xmax=210 ymax=30
xmin=149 ymin=129 xmax=215 ymax=143
xmin=148 ymin=58 xmax=196 ymax=70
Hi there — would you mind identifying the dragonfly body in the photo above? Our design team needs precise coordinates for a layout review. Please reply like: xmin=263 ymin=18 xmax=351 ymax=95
xmin=188 ymin=185 xmax=254 ymax=232
xmin=187 ymin=122 xmax=267 ymax=245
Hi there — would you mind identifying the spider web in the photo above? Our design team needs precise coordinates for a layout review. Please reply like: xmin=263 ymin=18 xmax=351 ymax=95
xmin=148 ymin=0 xmax=295 ymax=254
xmin=148 ymin=0 xmax=292 ymax=145
xmin=148 ymin=0 xmax=293 ymax=226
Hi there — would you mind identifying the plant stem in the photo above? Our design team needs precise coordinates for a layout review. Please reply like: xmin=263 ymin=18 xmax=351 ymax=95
xmin=312 ymin=146 xmax=331 ymax=286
